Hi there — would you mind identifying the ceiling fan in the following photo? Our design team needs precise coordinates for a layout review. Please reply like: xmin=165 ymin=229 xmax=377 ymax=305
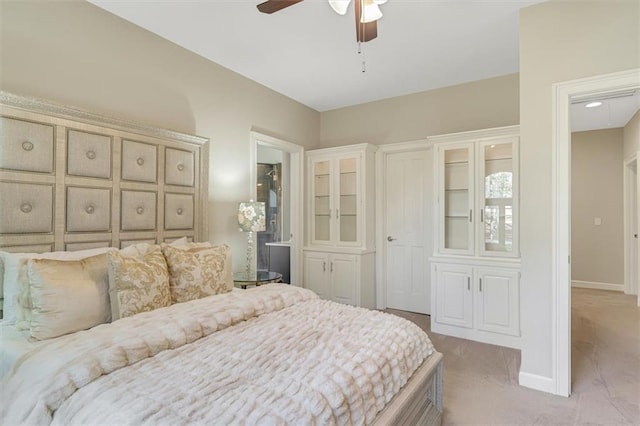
xmin=256 ymin=0 xmax=387 ymax=43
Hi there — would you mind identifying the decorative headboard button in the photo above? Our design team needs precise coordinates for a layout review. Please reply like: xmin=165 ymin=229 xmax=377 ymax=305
xmin=20 ymin=203 xmax=33 ymax=213
xmin=85 ymin=205 xmax=95 ymax=214
xmin=136 ymin=206 xmax=145 ymax=215
xmin=176 ymin=208 xmax=184 ymax=215
xmin=22 ymin=141 xmax=34 ymax=151
xmin=136 ymin=157 xmax=145 ymax=166
xmin=177 ymin=163 xmax=185 ymax=172
xmin=86 ymin=150 xmax=96 ymax=160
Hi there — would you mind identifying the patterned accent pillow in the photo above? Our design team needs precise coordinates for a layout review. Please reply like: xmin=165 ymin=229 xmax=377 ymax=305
xmin=161 ymin=244 xmax=233 ymax=304
xmin=107 ymin=247 xmax=171 ymax=320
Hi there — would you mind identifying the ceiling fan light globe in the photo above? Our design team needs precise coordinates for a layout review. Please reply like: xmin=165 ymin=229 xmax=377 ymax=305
xmin=361 ymin=0 xmax=383 ymax=23
xmin=329 ymin=0 xmax=351 ymax=15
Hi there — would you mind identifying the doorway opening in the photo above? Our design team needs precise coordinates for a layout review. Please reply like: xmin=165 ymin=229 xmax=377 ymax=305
xmin=552 ymin=68 xmax=639 ymax=397
xmin=249 ymin=131 xmax=304 ymax=286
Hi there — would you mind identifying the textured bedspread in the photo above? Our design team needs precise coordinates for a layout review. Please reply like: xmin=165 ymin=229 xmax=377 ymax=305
xmin=1 ymin=284 xmax=434 ymax=425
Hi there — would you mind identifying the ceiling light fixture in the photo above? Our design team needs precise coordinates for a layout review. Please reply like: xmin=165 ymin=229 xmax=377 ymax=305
xmin=585 ymin=101 xmax=603 ymax=108
xmin=258 ymin=0 xmax=386 ymax=42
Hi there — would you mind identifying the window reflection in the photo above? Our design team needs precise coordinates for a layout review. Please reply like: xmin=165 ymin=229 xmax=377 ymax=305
xmin=484 ymin=171 xmax=513 ymax=252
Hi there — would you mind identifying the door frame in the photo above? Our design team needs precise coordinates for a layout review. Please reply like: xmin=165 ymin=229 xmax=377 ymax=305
xmin=623 ymin=154 xmax=640 ymax=302
xmin=551 ymin=68 xmax=640 ymax=397
xmin=375 ymin=139 xmax=432 ymax=309
xmin=249 ymin=131 xmax=304 ymax=286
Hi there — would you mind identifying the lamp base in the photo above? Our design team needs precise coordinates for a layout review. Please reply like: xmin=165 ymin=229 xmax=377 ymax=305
xmin=245 ymin=231 xmax=254 ymax=279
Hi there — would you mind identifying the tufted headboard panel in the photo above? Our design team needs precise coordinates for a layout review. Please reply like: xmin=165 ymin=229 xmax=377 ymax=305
xmin=0 ymin=92 xmax=209 ymax=253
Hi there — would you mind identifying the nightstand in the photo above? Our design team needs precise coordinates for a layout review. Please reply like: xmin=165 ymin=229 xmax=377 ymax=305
xmin=233 ymin=271 xmax=283 ymax=289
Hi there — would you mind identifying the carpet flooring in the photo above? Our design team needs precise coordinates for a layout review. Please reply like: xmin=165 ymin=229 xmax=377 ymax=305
xmin=387 ymin=288 xmax=639 ymax=425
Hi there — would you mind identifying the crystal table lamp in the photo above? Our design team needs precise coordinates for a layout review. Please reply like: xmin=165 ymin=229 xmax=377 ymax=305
xmin=237 ymin=201 xmax=266 ymax=279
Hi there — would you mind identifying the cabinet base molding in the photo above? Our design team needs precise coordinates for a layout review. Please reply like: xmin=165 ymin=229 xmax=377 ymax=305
xmin=518 ymin=371 xmax=555 ymax=394
xmin=430 ymin=322 xmax=521 ymax=349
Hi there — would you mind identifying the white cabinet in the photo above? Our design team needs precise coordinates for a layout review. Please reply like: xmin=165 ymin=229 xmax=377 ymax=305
xmin=304 ymin=144 xmax=376 ymax=308
xmin=430 ymin=126 xmax=521 ymax=348
xmin=303 ymin=251 xmax=374 ymax=308
xmin=435 ymin=127 xmax=519 ymax=257
xmin=432 ymin=262 xmax=520 ymax=348
xmin=308 ymin=144 xmax=376 ymax=248
xmin=434 ymin=264 xmax=473 ymax=328
xmin=475 ymin=268 xmax=520 ymax=337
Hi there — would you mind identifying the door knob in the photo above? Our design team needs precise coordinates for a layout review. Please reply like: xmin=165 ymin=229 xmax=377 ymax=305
xmin=387 ymin=236 xmax=396 ymax=242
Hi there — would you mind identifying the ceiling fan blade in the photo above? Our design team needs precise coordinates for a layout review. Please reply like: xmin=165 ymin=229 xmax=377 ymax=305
xmin=257 ymin=0 xmax=304 ymax=14
xmin=354 ymin=0 xmax=377 ymax=42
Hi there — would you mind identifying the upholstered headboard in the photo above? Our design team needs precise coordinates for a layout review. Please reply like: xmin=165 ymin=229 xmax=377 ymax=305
xmin=0 ymin=91 xmax=209 ymax=253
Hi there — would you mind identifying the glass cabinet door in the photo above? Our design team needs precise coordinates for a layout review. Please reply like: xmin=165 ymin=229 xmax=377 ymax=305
xmin=312 ymin=159 xmax=331 ymax=243
xmin=338 ymin=157 xmax=358 ymax=243
xmin=480 ymin=140 xmax=516 ymax=255
xmin=441 ymin=145 xmax=474 ymax=253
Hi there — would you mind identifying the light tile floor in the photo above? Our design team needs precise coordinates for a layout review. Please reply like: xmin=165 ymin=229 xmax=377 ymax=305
xmin=387 ymin=288 xmax=639 ymax=425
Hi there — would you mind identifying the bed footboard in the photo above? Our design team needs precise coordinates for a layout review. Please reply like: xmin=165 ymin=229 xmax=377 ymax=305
xmin=374 ymin=351 xmax=444 ymax=426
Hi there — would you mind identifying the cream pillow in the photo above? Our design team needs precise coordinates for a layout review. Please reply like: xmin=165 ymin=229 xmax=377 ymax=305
xmin=108 ymin=247 xmax=171 ymax=320
xmin=0 ymin=247 xmax=114 ymax=326
xmin=27 ymin=254 xmax=111 ymax=340
xmin=161 ymin=244 xmax=233 ymax=304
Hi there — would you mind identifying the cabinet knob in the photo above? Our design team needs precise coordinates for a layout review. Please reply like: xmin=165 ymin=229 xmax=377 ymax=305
xmin=21 ymin=141 xmax=34 ymax=151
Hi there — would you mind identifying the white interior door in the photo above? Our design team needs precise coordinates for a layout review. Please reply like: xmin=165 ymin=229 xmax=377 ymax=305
xmin=384 ymin=149 xmax=432 ymax=314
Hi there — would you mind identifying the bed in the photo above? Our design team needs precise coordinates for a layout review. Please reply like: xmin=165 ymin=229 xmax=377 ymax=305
xmin=0 ymin=92 xmax=443 ymax=425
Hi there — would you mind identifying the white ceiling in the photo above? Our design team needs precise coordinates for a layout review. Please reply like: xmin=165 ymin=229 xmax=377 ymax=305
xmin=89 ymin=0 xmax=544 ymax=112
xmin=88 ymin=0 xmax=639 ymax=130
xmin=571 ymin=91 xmax=640 ymax=132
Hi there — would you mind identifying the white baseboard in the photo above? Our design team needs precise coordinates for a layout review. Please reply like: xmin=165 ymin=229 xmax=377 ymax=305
xmin=519 ymin=371 xmax=556 ymax=394
xmin=571 ymin=280 xmax=624 ymax=292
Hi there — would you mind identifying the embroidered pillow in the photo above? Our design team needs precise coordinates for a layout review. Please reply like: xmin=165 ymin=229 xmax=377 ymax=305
xmin=107 ymin=247 xmax=171 ymax=320
xmin=161 ymin=244 xmax=233 ymax=304
xmin=26 ymin=254 xmax=111 ymax=340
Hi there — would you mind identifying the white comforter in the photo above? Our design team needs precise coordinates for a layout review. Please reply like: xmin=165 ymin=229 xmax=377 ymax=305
xmin=1 ymin=284 xmax=434 ymax=425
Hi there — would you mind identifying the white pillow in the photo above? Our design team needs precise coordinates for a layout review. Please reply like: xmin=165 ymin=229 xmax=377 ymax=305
xmin=0 ymin=247 xmax=115 ymax=325
xmin=27 ymin=254 xmax=111 ymax=340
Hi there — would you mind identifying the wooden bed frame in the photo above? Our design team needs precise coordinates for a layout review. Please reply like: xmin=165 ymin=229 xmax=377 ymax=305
xmin=375 ymin=351 xmax=444 ymax=425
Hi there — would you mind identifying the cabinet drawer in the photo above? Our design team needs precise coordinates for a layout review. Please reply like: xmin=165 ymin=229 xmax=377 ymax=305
xmin=67 ymin=129 xmax=112 ymax=178
xmin=0 ymin=182 xmax=54 ymax=234
xmin=0 ymin=117 xmax=54 ymax=173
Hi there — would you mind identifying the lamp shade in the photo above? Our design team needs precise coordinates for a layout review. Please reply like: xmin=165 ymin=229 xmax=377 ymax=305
xmin=238 ymin=201 xmax=266 ymax=233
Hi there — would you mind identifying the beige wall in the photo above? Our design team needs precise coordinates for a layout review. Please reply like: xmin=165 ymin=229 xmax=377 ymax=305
xmin=623 ymin=110 xmax=640 ymax=159
xmin=319 ymin=74 xmax=519 ymax=147
xmin=519 ymin=0 xmax=639 ymax=382
xmin=571 ymin=129 xmax=624 ymax=286
xmin=0 ymin=0 xmax=320 ymax=271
